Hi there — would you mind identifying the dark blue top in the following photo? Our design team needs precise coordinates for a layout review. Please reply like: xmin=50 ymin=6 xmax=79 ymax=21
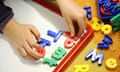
xmin=0 ymin=0 xmax=13 ymax=32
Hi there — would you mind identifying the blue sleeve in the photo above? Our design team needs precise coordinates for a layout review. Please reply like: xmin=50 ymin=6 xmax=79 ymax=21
xmin=0 ymin=0 xmax=14 ymax=32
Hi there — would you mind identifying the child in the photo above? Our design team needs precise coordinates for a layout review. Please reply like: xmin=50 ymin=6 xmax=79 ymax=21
xmin=0 ymin=0 xmax=86 ymax=60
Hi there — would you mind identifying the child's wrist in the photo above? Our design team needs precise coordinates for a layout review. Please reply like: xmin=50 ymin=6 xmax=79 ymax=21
xmin=2 ymin=18 xmax=16 ymax=33
xmin=56 ymin=0 xmax=73 ymax=7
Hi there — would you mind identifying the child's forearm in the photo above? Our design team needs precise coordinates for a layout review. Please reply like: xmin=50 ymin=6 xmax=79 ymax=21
xmin=56 ymin=0 xmax=73 ymax=4
xmin=56 ymin=0 xmax=74 ymax=10
xmin=56 ymin=0 xmax=66 ymax=6
xmin=0 ymin=1 xmax=14 ymax=32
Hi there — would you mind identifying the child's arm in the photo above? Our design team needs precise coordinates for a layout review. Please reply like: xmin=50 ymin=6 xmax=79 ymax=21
xmin=56 ymin=0 xmax=87 ymax=36
xmin=0 ymin=1 xmax=42 ymax=60
xmin=0 ymin=0 xmax=13 ymax=33
xmin=2 ymin=18 xmax=42 ymax=60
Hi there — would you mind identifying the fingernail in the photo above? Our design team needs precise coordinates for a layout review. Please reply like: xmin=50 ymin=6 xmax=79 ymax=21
xmin=71 ymin=32 xmax=74 ymax=37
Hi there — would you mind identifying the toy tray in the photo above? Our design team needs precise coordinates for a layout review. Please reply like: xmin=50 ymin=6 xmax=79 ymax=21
xmin=32 ymin=0 xmax=62 ymax=16
xmin=32 ymin=0 xmax=94 ymax=72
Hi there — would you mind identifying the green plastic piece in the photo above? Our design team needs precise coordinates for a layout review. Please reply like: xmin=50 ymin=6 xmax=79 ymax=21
xmin=113 ymin=27 xmax=120 ymax=32
xmin=43 ymin=58 xmax=57 ymax=66
xmin=110 ymin=13 xmax=120 ymax=24
xmin=114 ymin=4 xmax=120 ymax=9
xmin=52 ymin=47 xmax=66 ymax=60
xmin=110 ymin=13 xmax=120 ymax=32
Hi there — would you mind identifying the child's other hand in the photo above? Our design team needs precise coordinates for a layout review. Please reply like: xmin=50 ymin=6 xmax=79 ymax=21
xmin=2 ymin=18 xmax=42 ymax=60
xmin=57 ymin=0 xmax=87 ymax=36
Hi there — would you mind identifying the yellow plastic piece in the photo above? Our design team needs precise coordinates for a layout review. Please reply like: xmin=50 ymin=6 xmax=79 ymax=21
xmin=92 ymin=23 xmax=102 ymax=31
xmin=91 ymin=17 xmax=104 ymax=31
xmin=105 ymin=58 xmax=118 ymax=69
xmin=91 ymin=17 xmax=99 ymax=23
xmin=101 ymin=24 xmax=112 ymax=34
xmin=74 ymin=64 xmax=89 ymax=72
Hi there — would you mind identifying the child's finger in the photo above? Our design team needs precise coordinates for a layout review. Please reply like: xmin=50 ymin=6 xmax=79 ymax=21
xmin=27 ymin=34 xmax=41 ymax=49
xmin=81 ymin=9 xmax=87 ymax=19
xmin=19 ymin=47 xmax=27 ymax=57
xmin=29 ymin=25 xmax=40 ymax=41
xmin=24 ymin=41 xmax=41 ymax=59
xmin=77 ymin=19 xmax=86 ymax=36
xmin=67 ymin=19 xmax=75 ymax=36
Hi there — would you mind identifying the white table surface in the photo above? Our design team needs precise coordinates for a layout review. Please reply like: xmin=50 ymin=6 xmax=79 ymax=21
xmin=0 ymin=0 xmax=70 ymax=72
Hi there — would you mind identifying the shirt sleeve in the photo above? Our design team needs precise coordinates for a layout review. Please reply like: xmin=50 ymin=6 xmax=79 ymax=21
xmin=0 ymin=0 xmax=14 ymax=32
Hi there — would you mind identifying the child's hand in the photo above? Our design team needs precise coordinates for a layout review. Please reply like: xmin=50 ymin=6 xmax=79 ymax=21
xmin=2 ymin=18 xmax=42 ymax=60
xmin=57 ymin=0 xmax=87 ymax=36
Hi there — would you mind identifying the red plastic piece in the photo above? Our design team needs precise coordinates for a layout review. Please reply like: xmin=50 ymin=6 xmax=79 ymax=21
xmin=64 ymin=38 xmax=75 ymax=49
xmin=65 ymin=31 xmax=78 ymax=41
xmin=36 ymin=48 xmax=46 ymax=58
xmin=112 ymin=0 xmax=117 ymax=1
xmin=112 ymin=0 xmax=120 ymax=2
xmin=100 ymin=6 xmax=111 ymax=15
xmin=73 ymin=36 xmax=79 ymax=41
xmin=33 ymin=0 xmax=94 ymax=72
xmin=64 ymin=31 xmax=71 ymax=37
